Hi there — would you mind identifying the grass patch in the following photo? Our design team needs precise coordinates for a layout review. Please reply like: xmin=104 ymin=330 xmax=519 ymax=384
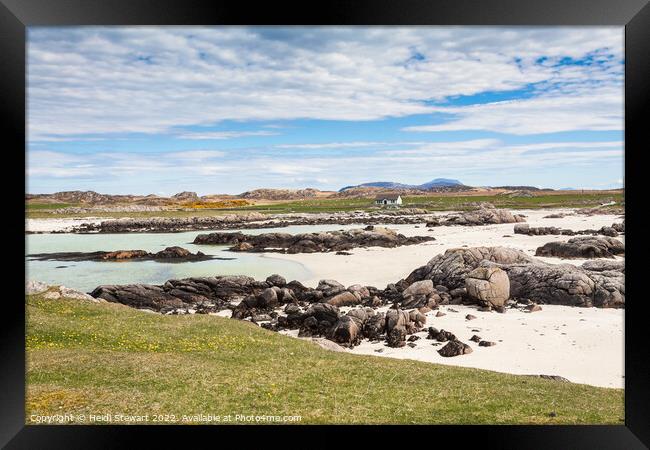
xmin=26 ymin=202 xmax=77 ymax=211
xmin=26 ymin=295 xmax=624 ymax=425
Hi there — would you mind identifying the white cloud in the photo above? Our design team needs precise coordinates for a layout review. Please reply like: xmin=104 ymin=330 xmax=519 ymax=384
xmin=26 ymin=137 xmax=623 ymax=193
xmin=275 ymin=141 xmax=425 ymax=149
xmin=403 ymin=87 xmax=623 ymax=134
xmin=175 ymin=131 xmax=277 ymax=140
xmin=28 ymin=27 xmax=623 ymax=140
xmin=166 ymin=150 xmax=225 ymax=159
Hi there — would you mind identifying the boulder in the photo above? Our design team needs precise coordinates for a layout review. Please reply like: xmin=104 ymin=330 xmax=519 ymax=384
xmin=347 ymin=284 xmax=370 ymax=299
xmin=401 ymin=280 xmax=437 ymax=309
xmin=465 ymin=266 xmax=510 ymax=307
xmin=386 ymin=327 xmax=407 ymax=348
xmin=317 ymin=279 xmax=346 ymax=297
xmin=385 ymin=308 xmax=411 ymax=333
xmin=59 ymin=286 xmax=97 ymax=301
xmin=327 ymin=291 xmax=360 ymax=307
xmin=305 ymin=303 xmax=340 ymax=324
xmin=258 ymin=288 xmax=279 ymax=308
xmin=26 ymin=280 xmax=49 ymax=295
xmin=438 ymin=340 xmax=473 ymax=357
xmin=266 ymin=274 xmax=287 ymax=287
xmin=408 ymin=309 xmax=427 ymax=328
xmin=362 ymin=313 xmax=386 ymax=340
xmin=330 ymin=315 xmax=362 ymax=347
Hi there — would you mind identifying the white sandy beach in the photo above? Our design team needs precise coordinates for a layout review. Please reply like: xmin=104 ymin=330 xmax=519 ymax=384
xmin=272 ymin=209 xmax=625 ymax=389
xmin=26 ymin=217 xmax=105 ymax=233
xmin=281 ymin=303 xmax=624 ymax=389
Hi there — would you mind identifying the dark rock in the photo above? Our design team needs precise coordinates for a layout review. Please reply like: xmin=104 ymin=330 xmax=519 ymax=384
xmin=535 ymin=236 xmax=624 ymax=259
xmin=317 ymin=279 xmax=346 ymax=297
xmin=438 ymin=340 xmax=473 ymax=357
xmin=193 ymin=227 xmax=436 ymax=254
xmin=386 ymin=327 xmax=406 ymax=348
xmin=284 ymin=304 xmax=301 ymax=315
xmin=28 ymin=246 xmax=216 ymax=263
xmin=303 ymin=303 xmax=340 ymax=324
xmin=327 ymin=291 xmax=360 ymax=307
xmin=478 ymin=340 xmax=496 ymax=347
xmin=362 ymin=313 xmax=386 ymax=340
xmin=266 ymin=274 xmax=287 ymax=287
xmin=258 ymin=288 xmax=279 ymax=308
xmin=330 ymin=315 xmax=362 ymax=347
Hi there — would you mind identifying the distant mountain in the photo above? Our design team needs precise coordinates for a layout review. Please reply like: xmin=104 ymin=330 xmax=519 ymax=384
xmin=419 ymin=178 xmax=464 ymax=189
xmin=339 ymin=178 xmax=464 ymax=192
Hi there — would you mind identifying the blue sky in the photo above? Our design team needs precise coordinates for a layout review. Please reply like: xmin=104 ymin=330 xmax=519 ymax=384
xmin=27 ymin=27 xmax=624 ymax=195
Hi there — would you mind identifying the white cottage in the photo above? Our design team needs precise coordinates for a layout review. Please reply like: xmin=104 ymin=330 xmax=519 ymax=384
xmin=375 ymin=194 xmax=402 ymax=206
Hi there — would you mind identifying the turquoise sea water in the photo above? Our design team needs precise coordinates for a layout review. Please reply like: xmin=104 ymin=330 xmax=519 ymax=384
xmin=25 ymin=224 xmax=358 ymax=292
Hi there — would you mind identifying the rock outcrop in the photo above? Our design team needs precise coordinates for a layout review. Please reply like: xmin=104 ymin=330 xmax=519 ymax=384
xmin=406 ymin=246 xmax=624 ymax=308
xmin=26 ymin=281 xmax=100 ymax=302
xmin=193 ymin=227 xmax=435 ymax=253
xmin=405 ymin=246 xmax=533 ymax=289
xmin=438 ymin=204 xmax=526 ymax=226
xmin=535 ymin=237 xmax=624 ymax=259
xmin=514 ymin=223 xmax=624 ymax=237
xmin=27 ymin=246 xmax=215 ymax=262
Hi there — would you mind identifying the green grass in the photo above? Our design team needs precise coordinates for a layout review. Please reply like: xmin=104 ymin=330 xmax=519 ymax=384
xmin=25 ymin=191 xmax=624 ymax=219
xmin=26 ymin=294 xmax=624 ymax=425
xmin=26 ymin=202 xmax=78 ymax=211
xmin=402 ymin=192 xmax=624 ymax=211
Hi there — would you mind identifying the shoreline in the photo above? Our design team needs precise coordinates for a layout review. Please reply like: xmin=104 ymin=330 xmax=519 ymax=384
xmin=26 ymin=207 xmax=625 ymax=389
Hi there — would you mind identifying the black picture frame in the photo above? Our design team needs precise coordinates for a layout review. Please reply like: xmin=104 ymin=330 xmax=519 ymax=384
xmin=3 ymin=0 xmax=649 ymax=447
